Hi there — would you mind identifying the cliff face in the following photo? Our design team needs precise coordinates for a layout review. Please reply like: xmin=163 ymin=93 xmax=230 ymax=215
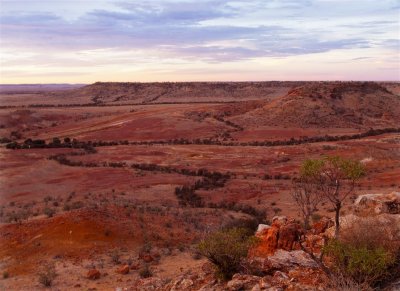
xmin=57 ymin=81 xmax=301 ymax=104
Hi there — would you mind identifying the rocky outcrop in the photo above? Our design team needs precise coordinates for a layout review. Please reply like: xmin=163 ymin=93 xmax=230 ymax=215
xmin=248 ymin=249 xmax=319 ymax=276
xmin=133 ymin=192 xmax=399 ymax=291
xmin=226 ymin=274 xmax=261 ymax=290
xmin=277 ymin=223 xmax=302 ymax=251
xmin=257 ymin=224 xmax=271 ymax=233
xmin=354 ymin=192 xmax=400 ymax=216
xmin=169 ymin=276 xmax=195 ymax=290
xmin=86 ymin=269 xmax=101 ymax=280
xmin=312 ymin=217 xmax=334 ymax=235
xmin=225 ymin=268 xmax=327 ymax=291
xmin=253 ymin=216 xmax=303 ymax=256
xmin=264 ymin=250 xmax=318 ymax=271
xmin=131 ymin=277 xmax=167 ymax=290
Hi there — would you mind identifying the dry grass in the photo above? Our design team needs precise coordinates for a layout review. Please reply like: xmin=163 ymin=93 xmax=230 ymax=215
xmin=327 ymin=273 xmax=372 ymax=291
xmin=340 ymin=216 xmax=400 ymax=255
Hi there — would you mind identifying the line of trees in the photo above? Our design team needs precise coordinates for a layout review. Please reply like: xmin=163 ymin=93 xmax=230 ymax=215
xmin=212 ymin=115 xmax=244 ymax=131
xmin=5 ymin=138 xmax=126 ymax=150
xmin=4 ymin=127 xmax=400 ymax=151
xmin=0 ymin=100 xmax=235 ymax=110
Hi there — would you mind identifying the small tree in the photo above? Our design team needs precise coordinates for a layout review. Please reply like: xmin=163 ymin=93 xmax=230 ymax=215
xmin=198 ymin=228 xmax=257 ymax=280
xmin=302 ymin=156 xmax=365 ymax=238
xmin=291 ymin=175 xmax=321 ymax=229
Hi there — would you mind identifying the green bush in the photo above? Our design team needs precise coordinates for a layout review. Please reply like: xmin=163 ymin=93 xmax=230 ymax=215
xmin=324 ymin=239 xmax=395 ymax=286
xmin=197 ymin=227 xmax=257 ymax=280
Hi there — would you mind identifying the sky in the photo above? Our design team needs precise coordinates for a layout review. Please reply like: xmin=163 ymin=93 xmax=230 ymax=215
xmin=0 ymin=0 xmax=399 ymax=83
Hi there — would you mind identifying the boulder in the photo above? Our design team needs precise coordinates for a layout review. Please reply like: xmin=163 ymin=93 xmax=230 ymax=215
xmin=130 ymin=262 xmax=141 ymax=270
xmin=86 ymin=269 xmax=101 ymax=280
xmin=354 ymin=192 xmax=400 ymax=216
xmin=265 ymin=250 xmax=318 ymax=271
xmin=272 ymin=216 xmax=288 ymax=227
xmin=171 ymin=278 xmax=194 ymax=290
xmin=132 ymin=277 xmax=166 ymax=291
xmin=117 ymin=265 xmax=130 ymax=274
xmin=253 ymin=219 xmax=303 ymax=256
xmin=257 ymin=224 xmax=271 ymax=233
xmin=272 ymin=271 xmax=290 ymax=287
xmin=254 ymin=223 xmax=280 ymax=255
xmin=287 ymin=268 xmax=328 ymax=290
xmin=227 ymin=274 xmax=261 ymax=290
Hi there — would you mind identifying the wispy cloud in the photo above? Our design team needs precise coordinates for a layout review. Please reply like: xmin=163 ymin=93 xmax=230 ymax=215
xmin=0 ymin=0 xmax=399 ymax=82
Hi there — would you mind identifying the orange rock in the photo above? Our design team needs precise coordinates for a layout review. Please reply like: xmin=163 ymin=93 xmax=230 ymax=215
xmin=312 ymin=217 xmax=333 ymax=235
xmin=253 ymin=224 xmax=280 ymax=256
xmin=117 ymin=265 xmax=130 ymax=274
xmin=277 ymin=223 xmax=303 ymax=251
xmin=252 ymin=220 xmax=303 ymax=256
xmin=86 ymin=269 xmax=101 ymax=280
xmin=305 ymin=235 xmax=324 ymax=253
xmin=142 ymin=254 xmax=154 ymax=263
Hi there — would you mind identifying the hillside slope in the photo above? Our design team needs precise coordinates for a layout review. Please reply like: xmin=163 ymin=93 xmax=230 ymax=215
xmin=228 ymin=82 xmax=400 ymax=129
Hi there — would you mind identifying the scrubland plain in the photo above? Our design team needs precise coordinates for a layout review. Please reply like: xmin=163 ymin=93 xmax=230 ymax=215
xmin=0 ymin=81 xmax=399 ymax=290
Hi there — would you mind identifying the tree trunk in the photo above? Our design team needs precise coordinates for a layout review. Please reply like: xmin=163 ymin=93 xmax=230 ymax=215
xmin=304 ymin=213 xmax=310 ymax=230
xmin=334 ymin=202 xmax=341 ymax=239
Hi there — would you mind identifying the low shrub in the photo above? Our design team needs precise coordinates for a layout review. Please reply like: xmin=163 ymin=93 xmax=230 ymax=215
xmin=324 ymin=239 xmax=395 ymax=286
xmin=139 ymin=265 xmax=152 ymax=278
xmin=197 ymin=227 xmax=257 ymax=280
xmin=327 ymin=273 xmax=372 ymax=291
xmin=38 ymin=263 xmax=56 ymax=287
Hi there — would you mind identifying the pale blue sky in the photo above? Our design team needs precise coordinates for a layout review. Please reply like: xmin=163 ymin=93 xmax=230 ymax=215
xmin=0 ymin=0 xmax=399 ymax=83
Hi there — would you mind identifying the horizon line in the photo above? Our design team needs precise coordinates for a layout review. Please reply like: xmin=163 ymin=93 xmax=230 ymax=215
xmin=1 ymin=80 xmax=400 ymax=85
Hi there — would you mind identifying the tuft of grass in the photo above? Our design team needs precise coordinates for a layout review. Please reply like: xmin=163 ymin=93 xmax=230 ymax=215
xmin=110 ymin=249 xmax=120 ymax=265
xmin=38 ymin=263 xmax=56 ymax=287
xmin=139 ymin=265 xmax=152 ymax=278
xmin=43 ymin=207 xmax=56 ymax=218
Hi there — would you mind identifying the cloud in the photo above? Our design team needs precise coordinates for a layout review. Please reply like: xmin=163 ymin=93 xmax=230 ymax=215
xmin=0 ymin=0 xmax=398 ymax=82
xmin=0 ymin=0 xmax=380 ymax=63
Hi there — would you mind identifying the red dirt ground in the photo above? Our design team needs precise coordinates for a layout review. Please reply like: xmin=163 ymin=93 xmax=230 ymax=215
xmin=0 ymin=81 xmax=399 ymax=289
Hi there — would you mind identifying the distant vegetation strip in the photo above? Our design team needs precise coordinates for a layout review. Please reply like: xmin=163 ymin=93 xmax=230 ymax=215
xmin=0 ymin=100 xmax=236 ymax=109
xmin=3 ymin=127 xmax=399 ymax=150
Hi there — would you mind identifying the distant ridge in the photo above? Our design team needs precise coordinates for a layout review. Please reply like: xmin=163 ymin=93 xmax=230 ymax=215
xmin=60 ymin=81 xmax=305 ymax=104
xmin=0 ymin=84 xmax=85 ymax=93
xmin=224 ymin=81 xmax=400 ymax=129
